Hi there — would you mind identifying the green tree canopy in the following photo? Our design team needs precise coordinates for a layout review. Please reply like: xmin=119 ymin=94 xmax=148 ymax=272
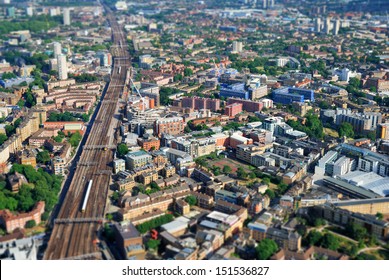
xmin=339 ymin=122 xmax=354 ymax=138
xmin=146 ymin=239 xmax=160 ymax=250
xmin=256 ymin=238 xmax=279 ymax=260
xmin=320 ymin=233 xmax=340 ymax=251
xmin=69 ymin=132 xmax=82 ymax=147
xmin=222 ymin=165 xmax=232 ymax=174
xmin=185 ymin=195 xmax=197 ymax=206
xmin=36 ymin=150 xmax=51 ymax=164
xmin=25 ymin=220 xmax=37 ymax=228
xmin=237 ymin=166 xmax=248 ymax=179
xmin=184 ymin=68 xmax=193 ymax=76
xmin=346 ymin=223 xmax=368 ymax=242
xmin=265 ymin=189 xmax=275 ymax=199
xmin=306 ymin=230 xmax=323 ymax=246
xmin=117 ymin=143 xmax=129 ymax=157
xmin=0 ymin=134 xmax=7 ymax=145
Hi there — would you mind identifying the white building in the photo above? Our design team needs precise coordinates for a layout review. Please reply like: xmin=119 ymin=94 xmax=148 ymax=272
xmin=53 ymin=42 xmax=62 ymax=58
xmin=261 ymin=98 xmax=273 ymax=108
xmin=26 ymin=6 xmax=33 ymax=16
xmin=63 ymin=8 xmax=70 ymax=25
xmin=52 ymin=156 xmax=66 ymax=176
xmin=113 ymin=159 xmax=126 ymax=174
xmin=276 ymin=57 xmax=289 ymax=67
xmin=115 ymin=1 xmax=128 ymax=10
xmin=332 ymin=156 xmax=352 ymax=176
xmin=232 ymin=41 xmax=243 ymax=53
xmin=49 ymin=8 xmax=59 ymax=17
xmin=332 ymin=68 xmax=360 ymax=82
xmin=57 ymin=54 xmax=68 ymax=80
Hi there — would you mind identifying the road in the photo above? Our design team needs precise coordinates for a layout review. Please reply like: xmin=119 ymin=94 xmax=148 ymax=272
xmin=44 ymin=5 xmax=130 ymax=260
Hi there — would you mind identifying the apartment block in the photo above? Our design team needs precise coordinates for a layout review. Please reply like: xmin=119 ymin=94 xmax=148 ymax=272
xmin=155 ymin=117 xmax=185 ymax=137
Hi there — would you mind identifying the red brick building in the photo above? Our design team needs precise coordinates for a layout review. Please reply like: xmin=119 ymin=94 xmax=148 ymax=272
xmin=181 ymin=97 xmax=220 ymax=112
xmin=225 ymin=103 xmax=243 ymax=117
xmin=154 ymin=117 xmax=185 ymax=137
xmin=0 ymin=201 xmax=45 ymax=233
xmin=227 ymin=98 xmax=263 ymax=112
xmin=137 ymin=136 xmax=160 ymax=151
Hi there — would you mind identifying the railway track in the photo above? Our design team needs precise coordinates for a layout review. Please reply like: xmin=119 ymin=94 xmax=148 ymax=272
xmin=44 ymin=7 xmax=130 ymax=260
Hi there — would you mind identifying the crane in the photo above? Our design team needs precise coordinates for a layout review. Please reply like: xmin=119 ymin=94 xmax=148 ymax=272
xmin=128 ymin=73 xmax=146 ymax=113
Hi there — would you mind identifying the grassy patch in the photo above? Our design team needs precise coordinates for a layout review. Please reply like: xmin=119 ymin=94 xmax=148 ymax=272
xmin=324 ymin=127 xmax=339 ymax=138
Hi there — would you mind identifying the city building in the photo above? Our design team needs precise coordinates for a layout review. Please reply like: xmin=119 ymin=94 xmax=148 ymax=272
xmin=181 ymin=97 xmax=220 ymax=111
xmin=114 ymin=159 xmax=126 ymax=174
xmin=57 ymin=54 xmax=68 ymax=81
xmin=335 ymin=111 xmax=382 ymax=134
xmin=331 ymin=197 xmax=389 ymax=215
xmin=378 ymin=123 xmax=389 ymax=140
xmin=225 ymin=103 xmax=243 ymax=117
xmin=113 ymin=221 xmax=145 ymax=260
xmin=227 ymin=98 xmax=263 ymax=112
xmin=137 ymin=135 xmax=160 ymax=151
xmin=53 ymin=42 xmax=62 ymax=58
xmin=52 ymin=156 xmax=66 ymax=176
xmin=125 ymin=150 xmax=153 ymax=170
xmin=272 ymin=87 xmax=314 ymax=104
xmin=232 ymin=41 xmax=243 ymax=53
xmin=0 ymin=202 xmax=45 ymax=233
xmin=154 ymin=117 xmax=185 ymax=137
xmin=63 ymin=8 xmax=71 ymax=25
xmin=219 ymin=83 xmax=249 ymax=100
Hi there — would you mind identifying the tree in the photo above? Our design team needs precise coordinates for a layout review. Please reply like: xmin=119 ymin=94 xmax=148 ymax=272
xmin=346 ymin=223 xmax=367 ymax=242
xmin=36 ymin=150 xmax=51 ymax=164
xmin=366 ymin=131 xmax=376 ymax=142
xmin=174 ymin=74 xmax=183 ymax=82
xmin=25 ymin=92 xmax=36 ymax=108
xmin=306 ymin=230 xmax=323 ymax=246
xmin=146 ymin=239 xmax=160 ymax=250
xmin=25 ymin=220 xmax=37 ymax=228
xmin=264 ymin=189 xmax=275 ymax=199
xmin=68 ymin=73 xmax=98 ymax=83
xmin=69 ymin=132 xmax=82 ymax=147
xmin=111 ymin=192 xmax=120 ymax=203
xmin=5 ymin=124 xmax=16 ymax=137
xmin=287 ymin=111 xmax=324 ymax=139
xmin=150 ymin=181 xmax=160 ymax=190
xmin=262 ymin=177 xmax=271 ymax=186
xmin=222 ymin=165 xmax=232 ymax=174
xmin=184 ymin=68 xmax=193 ymax=76
xmin=185 ymin=195 xmax=197 ymax=206
xmin=314 ymin=218 xmax=327 ymax=227
xmin=237 ymin=167 xmax=248 ymax=179
xmin=321 ymin=233 xmax=340 ymax=251
xmin=376 ymin=212 xmax=384 ymax=220
xmin=117 ymin=143 xmax=129 ymax=157
xmin=248 ymin=115 xmax=260 ymax=122
xmin=339 ymin=122 xmax=354 ymax=138
xmin=256 ymin=238 xmax=278 ymax=260
xmin=1 ymin=72 xmax=17 ymax=80
xmin=53 ymin=135 xmax=63 ymax=143
xmin=41 ymin=212 xmax=50 ymax=221
xmin=211 ymin=165 xmax=221 ymax=175
xmin=348 ymin=77 xmax=361 ymax=89
xmin=0 ymin=134 xmax=7 ymax=145
xmin=136 ymin=214 xmax=174 ymax=234
xmin=276 ymin=183 xmax=289 ymax=195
